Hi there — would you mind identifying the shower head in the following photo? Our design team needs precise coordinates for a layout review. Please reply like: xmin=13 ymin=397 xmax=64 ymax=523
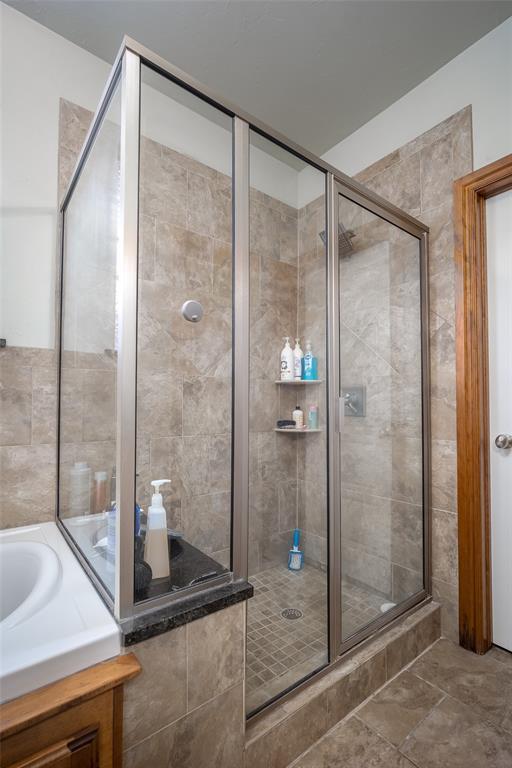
xmin=318 ymin=222 xmax=355 ymax=258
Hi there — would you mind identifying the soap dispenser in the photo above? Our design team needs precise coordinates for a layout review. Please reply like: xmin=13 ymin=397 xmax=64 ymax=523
xmin=144 ymin=479 xmax=171 ymax=579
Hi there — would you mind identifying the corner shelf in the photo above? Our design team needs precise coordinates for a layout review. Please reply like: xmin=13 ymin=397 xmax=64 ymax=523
xmin=274 ymin=380 xmax=323 ymax=385
xmin=274 ymin=428 xmax=323 ymax=434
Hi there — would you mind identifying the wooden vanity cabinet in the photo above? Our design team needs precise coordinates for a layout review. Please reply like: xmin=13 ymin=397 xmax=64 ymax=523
xmin=0 ymin=655 xmax=140 ymax=768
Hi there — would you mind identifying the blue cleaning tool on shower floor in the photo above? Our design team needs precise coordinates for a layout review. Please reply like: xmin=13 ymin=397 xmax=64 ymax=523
xmin=288 ymin=528 xmax=304 ymax=571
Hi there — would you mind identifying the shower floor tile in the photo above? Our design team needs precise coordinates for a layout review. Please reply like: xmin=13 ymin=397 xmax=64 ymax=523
xmin=246 ymin=564 xmax=387 ymax=713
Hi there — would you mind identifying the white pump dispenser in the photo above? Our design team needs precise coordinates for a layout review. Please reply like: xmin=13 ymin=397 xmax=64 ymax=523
xmin=144 ymin=479 xmax=171 ymax=579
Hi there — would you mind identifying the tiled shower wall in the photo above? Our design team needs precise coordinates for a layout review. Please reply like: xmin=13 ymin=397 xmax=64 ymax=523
xmin=297 ymin=195 xmax=329 ymax=570
xmin=247 ymin=180 xmax=330 ymax=577
xmin=134 ymin=132 xmax=234 ymax=563
xmin=248 ymin=190 xmax=301 ymax=575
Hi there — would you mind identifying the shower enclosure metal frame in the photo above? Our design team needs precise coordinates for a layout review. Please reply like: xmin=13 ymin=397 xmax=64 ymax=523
xmin=57 ymin=37 xmax=431 ymax=675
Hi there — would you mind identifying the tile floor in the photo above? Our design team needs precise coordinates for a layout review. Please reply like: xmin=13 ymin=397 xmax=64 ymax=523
xmin=246 ymin=564 xmax=387 ymax=713
xmin=289 ymin=638 xmax=512 ymax=767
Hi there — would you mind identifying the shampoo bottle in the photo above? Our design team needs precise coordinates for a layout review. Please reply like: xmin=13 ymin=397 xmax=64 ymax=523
xmin=293 ymin=338 xmax=304 ymax=380
xmin=280 ymin=337 xmax=294 ymax=381
xmin=303 ymin=340 xmax=318 ymax=381
xmin=144 ymin=479 xmax=171 ymax=579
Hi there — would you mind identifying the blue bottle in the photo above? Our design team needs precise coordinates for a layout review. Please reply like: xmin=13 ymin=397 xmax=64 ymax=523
xmin=302 ymin=340 xmax=318 ymax=380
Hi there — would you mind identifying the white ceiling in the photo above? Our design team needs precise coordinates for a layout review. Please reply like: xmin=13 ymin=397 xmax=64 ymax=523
xmin=6 ymin=0 xmax=512 ymax=154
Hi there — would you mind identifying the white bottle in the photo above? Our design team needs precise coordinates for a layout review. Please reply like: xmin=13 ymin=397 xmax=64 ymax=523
xmin=144 ymin=479 xmax=171 ymax=579
xmin=293 ymin=338 xmax=304 ymax=380
xmin=70 ymin=461 xmax=91 ymax=520
xmin=280 ymin=337 xmax=294 ymax=381
xmin=292 ymin=405 xmax=304 ymax=429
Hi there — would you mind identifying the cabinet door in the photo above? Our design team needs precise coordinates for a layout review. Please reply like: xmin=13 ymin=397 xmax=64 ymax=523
xmin=7 ymin=728 xmax=99 ymax=768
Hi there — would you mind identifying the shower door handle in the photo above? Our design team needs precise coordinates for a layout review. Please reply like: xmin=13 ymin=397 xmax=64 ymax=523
xmin=495 ymin=434 xmax=512 ymax=449
xmin=336 ymin=396 xmax=344 ymax=432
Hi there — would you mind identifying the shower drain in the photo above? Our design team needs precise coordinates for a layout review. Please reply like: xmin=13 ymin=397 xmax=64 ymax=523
xmin=281 ymin=608 xmax=303 ymax=620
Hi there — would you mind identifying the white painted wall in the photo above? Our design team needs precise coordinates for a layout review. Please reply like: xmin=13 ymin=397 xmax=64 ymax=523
xmin=299 ymin=16 xmax=512 ymax=206
xmin=0 ymin=3 xmax=300 ymax=348
xmin=1 ymin=3 xmax=111 ymax=349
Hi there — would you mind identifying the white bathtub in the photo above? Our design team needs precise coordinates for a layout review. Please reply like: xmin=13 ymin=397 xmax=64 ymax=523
xmin=0 ymin=522 xmax=120 ymax=704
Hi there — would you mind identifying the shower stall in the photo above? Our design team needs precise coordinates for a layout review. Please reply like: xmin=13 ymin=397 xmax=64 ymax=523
xmin=57 ymin=38 xmax=430 ymax=717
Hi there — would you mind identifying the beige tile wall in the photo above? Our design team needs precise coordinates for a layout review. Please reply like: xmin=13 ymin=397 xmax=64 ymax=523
xmin=134 ymin=132 xmax=234 ymax=562
xmin=297 ymin=194 xmax=329 ymax=569
xmin=0 ymin=347 xmax=57 ymax=527
xmin=123 ymin=602 xmax=246 ymax=768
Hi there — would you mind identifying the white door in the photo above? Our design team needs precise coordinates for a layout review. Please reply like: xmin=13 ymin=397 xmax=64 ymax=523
xmin=488 ymin=189 xmax=512 ymax=652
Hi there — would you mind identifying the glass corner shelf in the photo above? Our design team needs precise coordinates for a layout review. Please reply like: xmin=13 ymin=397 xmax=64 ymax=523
xmin=274 ymin=379 xmax=323 ymax=385
xmin=274 ymin=428 xmax=323 ymax=433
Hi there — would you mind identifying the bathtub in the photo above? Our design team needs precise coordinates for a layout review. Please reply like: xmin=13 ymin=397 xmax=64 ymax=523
xmin=0 ymin=522 xmax=120 ymax=704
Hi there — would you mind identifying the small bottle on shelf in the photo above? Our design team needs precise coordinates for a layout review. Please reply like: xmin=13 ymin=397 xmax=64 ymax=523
xmin=308 ymin=404 xmax=319 ymax=430
xmin=303 ymin=340 xmax=318 ymax=380
xmin=293 ymin=338 xmax=303 ymax=380
xmin=280 ymin=337 xmax=294 ymax=381
xmin=292 ymin=405 xmax=304 ymax=429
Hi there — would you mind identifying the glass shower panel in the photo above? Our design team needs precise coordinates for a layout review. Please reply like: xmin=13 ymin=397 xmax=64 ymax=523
xmin=337 ymin=193 xmax=424 ymax=642
xmin=247 ymin=132 xmax=328 ymax=714
xmin=134 ymin=65 xmax=233 ymax=603
xmin=58 ymin=83 xmax=121 ymax=597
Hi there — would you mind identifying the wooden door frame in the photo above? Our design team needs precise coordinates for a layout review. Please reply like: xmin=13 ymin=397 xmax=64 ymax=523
xmin=455 ymin=153 xmax=512 ymax=654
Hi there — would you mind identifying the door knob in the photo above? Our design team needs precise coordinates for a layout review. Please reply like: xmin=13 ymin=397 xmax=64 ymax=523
xmin=495 ymin=434 xmax=512 ymax=449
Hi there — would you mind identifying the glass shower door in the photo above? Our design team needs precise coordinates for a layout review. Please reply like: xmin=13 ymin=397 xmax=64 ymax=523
xmin=336 ymin=189 xmax=425 ymax=644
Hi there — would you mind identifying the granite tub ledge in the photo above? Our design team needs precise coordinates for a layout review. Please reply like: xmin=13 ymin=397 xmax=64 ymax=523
xmin=119 ymin=579 xmax=253 ymax=646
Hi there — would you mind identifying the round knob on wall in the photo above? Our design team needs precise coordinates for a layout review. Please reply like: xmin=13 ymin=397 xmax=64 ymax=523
xmin=495 ymin=434 xmax=512 ymax=450
xmin=181 ymin=300 xmax=204 ymax=323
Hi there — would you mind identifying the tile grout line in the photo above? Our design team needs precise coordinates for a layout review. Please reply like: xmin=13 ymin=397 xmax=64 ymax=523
xmin=124 ymin=677 xmax=243 ymax=755
xmin=394 ymin=693 xmax=448 ymax=759
xmin=411 ymin=665 xmax=512 ymax=740
xmin=399 ymin=637 xmax=512 ymax=738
